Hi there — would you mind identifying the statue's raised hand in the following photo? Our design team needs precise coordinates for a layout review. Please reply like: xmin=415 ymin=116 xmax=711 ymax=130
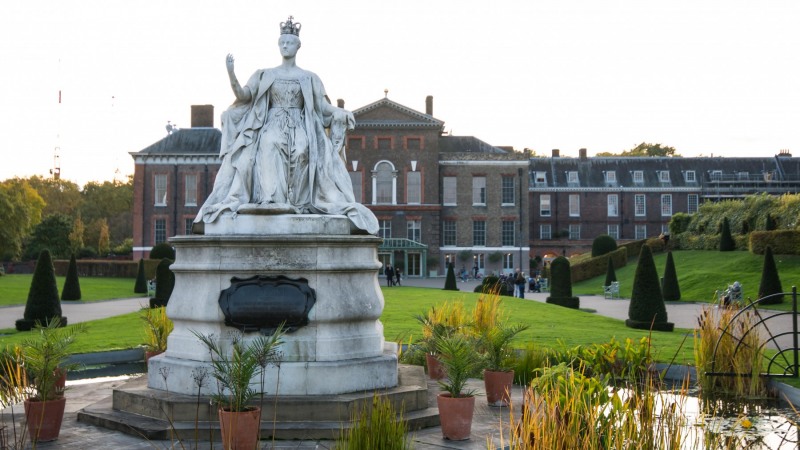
xmin=226 ymin=54 xmax=236 ymax=76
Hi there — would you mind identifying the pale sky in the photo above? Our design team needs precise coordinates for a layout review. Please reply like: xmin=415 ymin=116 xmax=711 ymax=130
xmin=2 ymin=0 xmax=798 ymax=186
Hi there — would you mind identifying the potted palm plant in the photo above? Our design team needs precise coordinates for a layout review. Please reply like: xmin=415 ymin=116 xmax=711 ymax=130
xmin=414 ymin=302 xmax=466 ymax=380
xmin=193 ymin=326 xmax=285 ymax=450
xmin=434 ymin=333 xmax=483 ymax=441
xmin=141 ymin=306 xmax=173 ymax=362
xmin=21 ymin=318 xmax=86 ymax=442
xmin=479 ymin=323 xmax=529 ymax=406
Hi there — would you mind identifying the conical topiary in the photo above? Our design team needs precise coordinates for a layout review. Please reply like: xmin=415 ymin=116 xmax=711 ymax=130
xmin=61 ymin=253 xmax=82 ymax=301
xmin=443 ymin=263 xmax=458 ymax=291
xmin=134 ymin=258 xmax=148 ymax=294
xmin=626 ymin=245 xmax=673 ymax=331
xmin=765 ymin=214 xmax=777 ymax=231
xmin=719 ymin=217 xmax=735 ymax=251
xmin=545 ymin=256 xmax=579 ymax=309
xmin=758 ymin=246 xmax=783 ymax=304
xmin=604 ymin=257 xmax=617 ymax=287
xmin=150 ymin=258 xmax=175 ymax=308
xmin=16 ymin=249 xmax=67 ymax=331
xmin=661 ymin=251 xmax=681 ymax=302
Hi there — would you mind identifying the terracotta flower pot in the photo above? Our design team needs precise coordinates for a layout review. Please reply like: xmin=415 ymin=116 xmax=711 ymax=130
xmin=218 ymin=406 xmax=261 ymax=450
xmin=145 ymin=350 xmax=164 ymax=363
xmin=484 ymin=369 xmax=514 ymax=407
xmin=426 ymin=353 xmax=446 ymax=380
xmin=436 ymin=393 xmax=475 ymax=441
xmin=24 ymin=396 xmax=67 ymax=442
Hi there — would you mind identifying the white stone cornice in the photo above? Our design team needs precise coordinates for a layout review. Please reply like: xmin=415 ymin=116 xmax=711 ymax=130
xmin=439 ymin=160 xmax=529 ymax=166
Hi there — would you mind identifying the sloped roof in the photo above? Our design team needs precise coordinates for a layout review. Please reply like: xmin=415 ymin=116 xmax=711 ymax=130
xmin=352 ymin=98 xmax=444 ymax=129
xmin=134 ymin=128 xmax=221 ymax=156
xmin=439 ymin=136 xmax=507 ymax=154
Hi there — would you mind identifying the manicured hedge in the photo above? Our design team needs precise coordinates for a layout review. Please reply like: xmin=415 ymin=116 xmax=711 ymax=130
xmin=749 ymin=230 xmax=800 ymax=255
xmin=53 ymin=259 xmax=160 ymax=278
xmin=570 ymin=247 xmax=627 ymax=283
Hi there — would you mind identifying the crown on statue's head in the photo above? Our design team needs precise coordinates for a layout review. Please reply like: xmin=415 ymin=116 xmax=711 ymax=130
xmin=280 ymin=16 xmax=301 ymax=36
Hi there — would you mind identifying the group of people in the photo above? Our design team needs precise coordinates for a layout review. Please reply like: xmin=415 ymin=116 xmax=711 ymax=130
xmin=384 ymin=264 xmax=402 ymax=287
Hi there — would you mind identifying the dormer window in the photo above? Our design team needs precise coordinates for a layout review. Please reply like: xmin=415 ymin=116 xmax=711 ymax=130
xmin=685 ymin=170 xmax=696 ymax=182
xmin=633 ymin=171 xmax=644 ymax=184
xmin=605 ymin=171 xmax=617 ymax=184
xmin=711 ymin=170 xmax=723 ymax=181
xmin=659 ymin=171 xmax=670 ymax=183
xmin=534 ymin=171 xmax=547 ymax=186
xmin=567 ymin=171 xmax=579 ymax=185
xmin=737 ymin=171 xmax=749 ymax=180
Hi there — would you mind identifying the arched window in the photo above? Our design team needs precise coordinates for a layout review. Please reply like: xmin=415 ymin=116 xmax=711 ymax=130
xmin=372 ymin=161 xmax=396 ymax=204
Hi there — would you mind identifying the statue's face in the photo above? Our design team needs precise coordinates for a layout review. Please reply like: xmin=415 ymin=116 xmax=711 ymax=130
xmin=278 ymin=35 xmax=301 ymax=58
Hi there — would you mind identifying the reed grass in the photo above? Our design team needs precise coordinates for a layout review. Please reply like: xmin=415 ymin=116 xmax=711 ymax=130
xmin=335 ymin=394 xmax=412 ymax=450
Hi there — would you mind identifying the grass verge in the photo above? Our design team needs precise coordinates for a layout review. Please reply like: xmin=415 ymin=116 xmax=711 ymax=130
xmin=0 ymin=274 xmax=145 ymax=306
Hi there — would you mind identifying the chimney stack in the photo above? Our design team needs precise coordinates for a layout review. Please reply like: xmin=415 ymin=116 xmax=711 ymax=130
xmin=579 ymin=148 xmax=587 ymax=160
xmin=426 ymin=95 xmax=433 ymax=116
xmin=337 ymin=99 xmax=345 ymax=108
xmin=191 ymin=105 xmax=214 ymax=128
xmin=552 ymin=149 xmax=560 ymax=158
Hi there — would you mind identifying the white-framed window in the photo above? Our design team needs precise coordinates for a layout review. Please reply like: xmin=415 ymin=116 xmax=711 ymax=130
xmin=184 ymin=174 xmax=197 ymax=206
xmin=634 ymin=194 xmax=646 ymax=216
xmin=633 ymin=171 xmax=644 ymax=184
xmin=738 ymin=171 xmax=750 ymax=180
xmin=407 ymin=219 xmax=421 ymax=242
xmin=540 ymin=195 xmax=551 ymax=217
xmin=607 ymin=194 xmax=618 ymax=217
xmin=154 ymin=174 xmax=167 ymax=206
xmin=662 ymin=223 xmax=670 ymax=234
xmin=442 ymin=220 xmax=457 ymax=246
xmin=569 ymin=194 xmax=580 ymax=217
xmin=534 ymin=171 xmax=547 ymax=186
xmin=350 ymin=171 xmax=363 ymax=202
xmin=685 ymin=171 xmax=696 ymax=183
xmin=711 ymin=170 xmax=723 ymax=181
xmin=661 ymin=194 xmax=672 ymax=216
xmin=567 ymin=171 xmax=579 ymax=185
xmin=503 ymin=253 xmax=514 ymax=271
xmin=472 ymin=177 xmax=486 ymax=205
xmin=540 ymin=224 xmax=552 ymax=240
xmin=473 ymin=220 xmax=486 ymax=246
xmin=406 ymin=171 xmax=421 ymax=204
xmin=659 ymin=171 xmax=670 ymax=183
xmin=501 ymin=221 xmax=515 ymax=246
xmin=443 ymin=177 xmax=457 ymax=205
xmin=379 ymin=219 xmax=392 ymax=239
xmin=635 ymin=224 xmax=647 ymax=240
xmin=184 ymin=218 xmax=193 ymax=235
xmin=569 ymin=224 xmax=581 ymax=240
xmin=154 ymin=218 xmax=166 ymax=244
xmin=687 ymin=194 xmax=699 ymax=214
xmin=607 ymin=224 xmax=619 ymax=240
xmin=605 ymin=171 xmax=617 ymax=184
xmin=474 ymin=253 xmax=485 ymax=271
xmin=501 ymin=176 xmax=515 ymax=205
xmin=375 ymin=162 xmax=394 ymax=204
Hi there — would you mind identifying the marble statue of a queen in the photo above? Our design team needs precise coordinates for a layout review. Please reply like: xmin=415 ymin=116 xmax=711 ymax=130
xmin=194 ymin=16 xmax=378 ymax=235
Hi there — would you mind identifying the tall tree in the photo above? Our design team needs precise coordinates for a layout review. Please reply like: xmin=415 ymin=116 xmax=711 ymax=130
xmin=26 ymin=175 xmax=83 ymax=218
xmin=69 ymin=214 xmax=85 ymax=253
xmin=0 ymin=178 xmax=45 ymax=260
xmin=97 ymin=218 xmax=110 ymax=256
xmin=23 ymin=214 xmax=73 ymax=260
xmin=80 ymin=177 xmax=133 ymax=247
xmin=596 ymin=142 xmax=679 ymax=157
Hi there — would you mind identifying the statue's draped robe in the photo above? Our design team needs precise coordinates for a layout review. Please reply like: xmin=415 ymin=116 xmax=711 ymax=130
xmin=194 ymin=68 xmax=378 ymax=235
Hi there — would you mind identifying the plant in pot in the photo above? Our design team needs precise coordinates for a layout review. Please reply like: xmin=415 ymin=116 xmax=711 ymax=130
xmin=193 ymin=325 xmax=285 ymax=450
xmin=414 ymin=301 xmax=466 ymax=380
xmin=0 ymin=344 xmax=30 ymax=445
xmin=141 ymin=306 xmax=174 ymax=362
xmin=478 ymin=323 xmax=529 ymax=407
xmin=21 ymin=318 xmax=86 ymax=443
xmin=434 ymin=333 xmax=483 ymax=441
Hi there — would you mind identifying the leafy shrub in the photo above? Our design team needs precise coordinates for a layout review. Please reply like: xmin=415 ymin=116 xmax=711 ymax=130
xmin=749 ymin=230 xmax=800 ymax=255
xmin=571 ymin=247 xmax=627 ymax=283
xmin=545 ymin=256 xmax=579 ymax=309
xmin=77 ymin=246 xmax=97 ymax=259
xmin=669 ymin=212 xmax=692 ymax=235
xmin=61 ymin=253 xmax=82 ymax=301
xmin=626 ymin=245 xmax=673 ymax=332
xmin=149 ymin=243 xmax=175 ymax=260
xmin=112 ymin=238 xmax=133 ymax=256
xmin=16 ymin=250 xmax=67 ymax=331
xmin=758 ymin=246 xmax=783 ymax=304
xmin=591 ymin=234 xmax=617 ymax=257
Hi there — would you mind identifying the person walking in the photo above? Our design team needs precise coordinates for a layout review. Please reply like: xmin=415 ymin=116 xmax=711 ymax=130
xmin=395 ymin=268 xmax=402 ymax=286
xmin=384 ymin=264 xmax=395 ymax=287
xmin=515 ymin=269 xmax=526 ymax=299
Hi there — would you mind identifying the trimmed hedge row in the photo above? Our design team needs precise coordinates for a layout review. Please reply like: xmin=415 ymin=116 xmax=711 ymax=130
xmin=53 ymin=259 xmax=160 ymax=278
xmin=749 ymin=230 xmax=800 ymax=255
xmin=569 ymin=247 xmax=628 ymax=283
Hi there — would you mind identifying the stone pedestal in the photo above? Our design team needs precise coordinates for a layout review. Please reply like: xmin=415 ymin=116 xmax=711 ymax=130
xmin=147 ymin=214 xmax=398 ymax=396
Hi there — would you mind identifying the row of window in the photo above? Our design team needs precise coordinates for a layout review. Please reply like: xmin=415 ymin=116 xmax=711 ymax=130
xmin=348 ymin=136 xmax=424 ymax=151
xmin=348 ymin=162 xmax=422 ymax=205
xmin=538 ymin=223 xmax=669 ymax=241
xmin=442 ymin=176 xmax=516 ymax=206
xmin=540 ymin=193 xmax=699 ymax=218
xmin=441 ymin=220 xmax=517 ymax=247
xmin=533 ymin=170 xmax=700 ymax=187
xmin=153 ymin=174 xmax=198 ymax=207
xmin=443 ymin=252 xmax=517 ymax=271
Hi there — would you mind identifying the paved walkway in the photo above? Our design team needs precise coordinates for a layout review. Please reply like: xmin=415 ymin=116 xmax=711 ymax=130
xmin=2 ymin=277 xmax=797 ymax=449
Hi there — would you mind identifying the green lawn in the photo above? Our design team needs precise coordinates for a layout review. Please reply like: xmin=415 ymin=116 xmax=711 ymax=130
xmin=0 ymin=274 xmax=146 ymax=306
xmin=0 ymin=286 xmax=696 ymax=365
xmin=572 ymin=250 xmax=800 ymax=310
